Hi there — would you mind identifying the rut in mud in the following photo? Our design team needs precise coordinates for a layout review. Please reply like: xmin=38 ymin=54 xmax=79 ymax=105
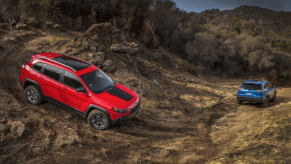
xmin=0 ymin=30 xmax=289 ymax=164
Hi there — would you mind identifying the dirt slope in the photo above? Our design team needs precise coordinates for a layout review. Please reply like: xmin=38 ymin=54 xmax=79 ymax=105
xmin=0 ymin=29 xmax=289 ymax=164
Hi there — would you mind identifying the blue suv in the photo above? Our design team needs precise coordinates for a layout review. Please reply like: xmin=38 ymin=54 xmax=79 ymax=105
xmin=237 ymin=80 xmax=276 ymax=108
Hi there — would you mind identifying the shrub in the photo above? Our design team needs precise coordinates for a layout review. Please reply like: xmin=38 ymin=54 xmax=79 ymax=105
xmin=184 ymin=61 xmax=198 ymax=76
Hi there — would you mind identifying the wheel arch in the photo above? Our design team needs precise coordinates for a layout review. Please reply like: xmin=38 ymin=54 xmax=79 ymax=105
xmin=85 ymin=105 xmax=111 ymax=119
xmin=23 ymin=79 xmax=43 ymax=96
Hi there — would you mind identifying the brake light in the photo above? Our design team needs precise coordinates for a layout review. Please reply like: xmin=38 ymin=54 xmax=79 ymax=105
xmin=256 ymin=90 xmax=263 ymax=92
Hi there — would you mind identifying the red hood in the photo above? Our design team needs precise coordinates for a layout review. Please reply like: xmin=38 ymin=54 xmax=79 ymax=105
xmin=93 ymin=83 xmax=139 ymax=109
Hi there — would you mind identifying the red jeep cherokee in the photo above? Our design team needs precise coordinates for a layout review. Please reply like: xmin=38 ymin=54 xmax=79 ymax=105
xmin=19 ymin=52 xmax=140 ymax=130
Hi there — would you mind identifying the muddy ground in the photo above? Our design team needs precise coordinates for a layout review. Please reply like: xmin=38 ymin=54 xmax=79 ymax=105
xmin=0 ymin=29 xmax=290 ymax=164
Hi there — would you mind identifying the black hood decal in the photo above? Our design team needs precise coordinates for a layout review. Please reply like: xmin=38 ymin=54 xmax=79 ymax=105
xmin=107 ymin=86 xmax=133 ymax=101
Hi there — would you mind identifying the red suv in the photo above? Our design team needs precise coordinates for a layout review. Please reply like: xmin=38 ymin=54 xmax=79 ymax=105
xmin=19 ymin=52 xmax=140 ymax=130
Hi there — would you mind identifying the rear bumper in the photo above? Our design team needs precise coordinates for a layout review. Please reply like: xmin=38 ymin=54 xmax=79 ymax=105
xmin=112 ymin=106 xmax=140 ymax=125
xmin=237 ymin=95 xmax=264 ymax=103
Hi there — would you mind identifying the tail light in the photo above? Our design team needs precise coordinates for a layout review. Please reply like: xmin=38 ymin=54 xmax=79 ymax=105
xmin=239 ymin=88 xmax=244 ymax=91
xmin=256 ymin=90 xmax=263 ymax=92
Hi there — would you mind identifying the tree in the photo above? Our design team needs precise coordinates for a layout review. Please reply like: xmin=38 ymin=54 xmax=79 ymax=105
xmin=0 ymin=0 xmax=20 ymax=30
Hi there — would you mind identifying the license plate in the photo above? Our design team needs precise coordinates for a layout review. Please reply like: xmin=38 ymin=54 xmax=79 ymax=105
xmin=247 ymin=93 xmax=252 ymax=95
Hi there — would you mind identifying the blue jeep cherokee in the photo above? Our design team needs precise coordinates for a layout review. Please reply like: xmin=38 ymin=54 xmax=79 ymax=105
xmin=237 ymin=80 xmax=276 ymax=108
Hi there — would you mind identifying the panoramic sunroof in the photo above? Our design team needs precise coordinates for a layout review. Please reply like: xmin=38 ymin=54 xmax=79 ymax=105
xmin=52 ymin=56 xmax=91 ymax=71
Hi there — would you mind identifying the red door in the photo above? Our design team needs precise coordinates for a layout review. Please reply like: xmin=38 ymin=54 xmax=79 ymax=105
xmin=60 ymin=71 xmax=89 ymax=112
xmin=41 ymin=64 xmax=63 ymax=101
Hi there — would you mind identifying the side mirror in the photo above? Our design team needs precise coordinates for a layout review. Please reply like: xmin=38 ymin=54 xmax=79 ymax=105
xmin=76 ymin=87 xmax=86 ymax=93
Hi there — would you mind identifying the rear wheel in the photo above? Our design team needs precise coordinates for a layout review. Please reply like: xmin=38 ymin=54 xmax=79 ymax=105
xmin=87 ymin=110 xmax=111 ymax=130
xmin=261 ymin=97 xmax=269 ymax=108
xmin=270 ymin=92 xmax=277 ymax=102
xmin=25 ymin=85 xmax=42 ymax=105
xmin=237 ymin=100 xmax=243 ymax=104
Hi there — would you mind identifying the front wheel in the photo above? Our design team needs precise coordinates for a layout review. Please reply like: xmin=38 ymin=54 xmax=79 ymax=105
xmin=261 ymin=97 xmax=269 ymax=108
xmin=87 ymin=110 xmax=111 ymax=130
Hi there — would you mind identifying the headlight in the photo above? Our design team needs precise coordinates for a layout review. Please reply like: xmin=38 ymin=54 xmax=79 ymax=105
xmin=113 ymin=107 xmax=130 ymax=113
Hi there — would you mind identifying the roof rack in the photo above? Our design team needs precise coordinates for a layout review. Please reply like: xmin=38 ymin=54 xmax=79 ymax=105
xmin=39 ymin=56 xmax=77 ymax=72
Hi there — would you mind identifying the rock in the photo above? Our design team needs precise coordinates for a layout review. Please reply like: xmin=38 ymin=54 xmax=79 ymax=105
xmin=54 ymin=129 xmax=80 ymax=148
xmin=102 ymin=59 xmax=116 ymax=73
xmin=157 ymin=100 xmax=174 ymax=110
xmin=25 ymin=18 xmax=39 ymax=26
xmin=141 ymin=19 xmax=159 ymax=48
xmin=110 ymin=43 xmax=140 ymax=55
xmin=93 ymin=55 xmax=105 ymax=67
xmin=137 ymin=60 xmax=148 ymax=76
xmin=88 ymin=52 xmax=105 ymax=67
xmin=15 ymin=23 xmax=27 ymax=30
xmin=7 ymin=121 xmax=25 ymax=137
xmin=84 ymin=23 xmax=118 ymax=37
xmin=0 ymin=124 xmax=10 ymax=134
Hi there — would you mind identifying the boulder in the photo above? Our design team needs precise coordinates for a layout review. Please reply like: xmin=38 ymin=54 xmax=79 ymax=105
xmin=84 ymin=23 xmax=118 ymax=37
xmin=110 ymin=42 xmax=140 ymax=55
xmin=15 ymin=23 xmax=27 ymax=30
xmin=102 ymin=59 xmax=116 ymax=73
xmin=89 ymin=52 xmax=105 ymax=67
xmin=141 ymin=19 xmax=159 ymax=48
xmin=25 ymin=18 xmax=39 ymax=26
xmin=7 ymin=121 xmax=25 ymax=137
xmin=54 ymin=129 xmax=80 ymax=149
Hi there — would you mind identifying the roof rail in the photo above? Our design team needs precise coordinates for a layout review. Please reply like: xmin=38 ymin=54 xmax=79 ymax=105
xmin=61 ymin=54 xmax=92 ymax=66
xmin=39 ymin=56 xmax=77 ymax=72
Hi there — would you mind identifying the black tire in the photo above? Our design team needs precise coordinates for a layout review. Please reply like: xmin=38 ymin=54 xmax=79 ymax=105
xmin=87 ymin=110 xmax=111 ymax=130
xmin=261 ymin=97 xmax=269 ymax=108
xmin=25 ymin=85 xmax=42 ymax=105
xmin=270 ymin=92 xmax=277 ymax=102
xmin=237 ymin=100 xmax=243 ymax=104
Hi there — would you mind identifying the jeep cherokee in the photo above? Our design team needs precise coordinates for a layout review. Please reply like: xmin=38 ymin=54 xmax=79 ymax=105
xmin=237 ymin=80 xmax=276 ymax=108
xmin=19 ymin=52 xmax=140 ymax=130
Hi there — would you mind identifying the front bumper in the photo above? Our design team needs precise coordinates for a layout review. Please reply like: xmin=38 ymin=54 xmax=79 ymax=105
xmin=237 ymin=95 xmax=264 ymax=103
xmin=112 ymin=106 xmax=140 ymax=125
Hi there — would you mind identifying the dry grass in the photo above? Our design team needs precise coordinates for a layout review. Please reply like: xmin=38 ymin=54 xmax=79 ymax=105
xmin=210 ymin=103 xmax=291 ymax=164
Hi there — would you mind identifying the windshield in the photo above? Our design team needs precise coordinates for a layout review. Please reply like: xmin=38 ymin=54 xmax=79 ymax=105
xmin=241 ymin=83 xmax=262 ymax=90
xmin=80 ymin=69 xmax=114 ymax=93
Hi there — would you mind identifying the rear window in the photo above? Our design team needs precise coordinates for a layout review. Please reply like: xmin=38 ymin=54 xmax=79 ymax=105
xmin=43 ymin=65 xmax=62 ymax=81
xmin=241 ymin=83 xmax=262 ymax=90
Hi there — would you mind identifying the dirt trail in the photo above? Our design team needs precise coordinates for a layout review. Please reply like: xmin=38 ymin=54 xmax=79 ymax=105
xmin=0 ymin=30 xmax=290 ymax=164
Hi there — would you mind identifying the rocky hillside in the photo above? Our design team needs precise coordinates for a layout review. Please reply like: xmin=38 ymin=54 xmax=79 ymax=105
xmin=0 ymin=1 xmax=291 ymax=164
xmin=51 ymin=0 xmax=159 ymax=48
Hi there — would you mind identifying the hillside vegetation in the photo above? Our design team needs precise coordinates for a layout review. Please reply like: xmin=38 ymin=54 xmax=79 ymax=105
xmin=150 ymin=1 xmax=291 ymax=84
xmin=1 ymin=0 xmax=291 ymax=82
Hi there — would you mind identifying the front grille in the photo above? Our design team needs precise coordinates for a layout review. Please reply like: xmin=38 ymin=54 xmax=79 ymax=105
xmin=131 ymin=101 xmax=140 ymax=114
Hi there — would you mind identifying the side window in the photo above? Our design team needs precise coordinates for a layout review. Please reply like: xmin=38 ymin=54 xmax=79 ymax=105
xmin=32 ymin=62 xmax=45 ymax=72
xmin=43 ymin=65 xmax=61 ymax=81
xmin=64 ymin=71 xmax=83 ymax=89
